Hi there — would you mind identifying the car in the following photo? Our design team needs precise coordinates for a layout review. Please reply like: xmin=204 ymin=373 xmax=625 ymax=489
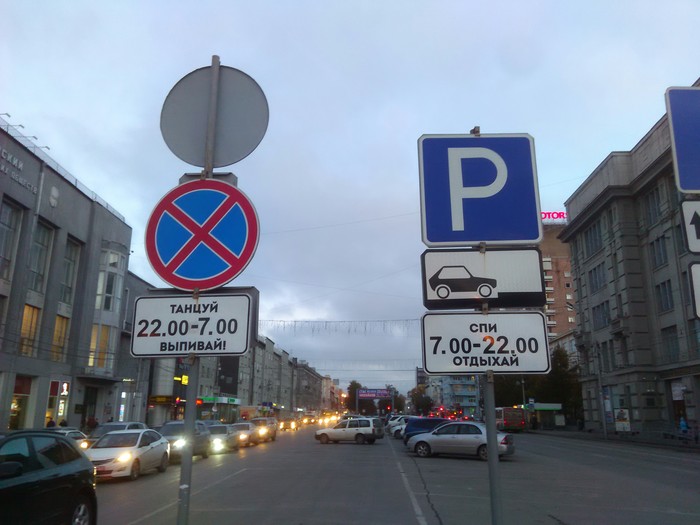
xmin=250 ymin=417 xmax=278 ymax=441
xmin=0 ymin=429 xmax=97 ymax=524
xmin=158 ymin=420 xmax=211 ymax=460
xmin=392 ymin=422 xmax=408 ymax=439
xmin=428 ymin=265 xmax=498 ymax=299
xmin=315 ymin=416 xmax=384 ymax=445
xmin=208 ymin=424 xmax=239 ymax=453
xmin=406 ymin=421 xmax=514 ymax=460
xmin=83 ymin=421 xmax=147 ymax=448
xmin=278 ymin=418 xmax=299 ymax=431
xmin=402 ymin=417 xmax=449 ymax=445
xmin=386 ymin=415 xmax=411 ymax=434
xmin=229 ymin=422 xmax=262 ymax=447
xmin=85 ymin=429 xmax=169 ymax=481
xmin=48 ymin=426 xmax=90 ymax=447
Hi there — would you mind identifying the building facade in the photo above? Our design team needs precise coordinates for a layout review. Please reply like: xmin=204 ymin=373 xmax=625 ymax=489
xmin=0 ymin=120 xmax=134 ymax=430
xmin=561 ymin=80 xmax=700 ymax=433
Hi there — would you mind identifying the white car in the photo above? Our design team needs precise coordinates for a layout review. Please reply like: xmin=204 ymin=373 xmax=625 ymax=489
xmin=386 ymin=415 xmax=410 ymax=434
xmin=315 ymin=417 xmax=383 ymax=444
xmin=406 ymin=421 xmax=514 ymax=461
xmin=85 ymin=428 xmax=170 ymax=480
xmin=392 ymin=422 xmax=407 ymax=439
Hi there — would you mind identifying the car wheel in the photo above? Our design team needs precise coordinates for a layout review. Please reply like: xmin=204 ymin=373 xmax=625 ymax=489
xmin=201 ymin=446 xmax=209 ymax=459
xmin=355 ymin=434 xmax=365 ymax=445
xmin=477 ymin=445 xmax=488 ymax=461
xmin=394 ymin=429 xmax=402 ymax=439
xmin=129 ymin=459 xmax=140 ymax=481
xmin=436 ymin=285 xmax=450 ymax=299
xmin=70 ymin=494 xmax=94 ymax=525
xmin=415 ymin=442 xmax=432 ymax=458
xmin=319 ymin=434 xmax=329 ymax=444
xmin=478 ymin=284 xmax=493 ymax=297
xmin=271 ymin=434 xmax=276 ymax=441
xmin=157 ymin=453 xmax=169 ymax=473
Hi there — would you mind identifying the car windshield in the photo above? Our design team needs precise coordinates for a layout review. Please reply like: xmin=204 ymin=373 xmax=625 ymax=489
xmin=209 ymin=426 xmax=227 ymax=434
xmin=93 ymin=432 xmax=139 ymax=448
xmin=251 ymin=420 xmax=266 ymax=426
xmin=230 ymin=424 xmax=250 ymax=431
xmin=90 ymin=424 xmax=128 ymax=438
xmin=159 ymin=424 xmax=185 ymax=436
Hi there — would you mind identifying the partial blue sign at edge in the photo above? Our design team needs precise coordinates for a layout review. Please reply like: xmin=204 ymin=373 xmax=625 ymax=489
xmin=419 ymin=134 xmax=543 ymax=246
xmin=666 ymin=87 xmax=700 ymax=194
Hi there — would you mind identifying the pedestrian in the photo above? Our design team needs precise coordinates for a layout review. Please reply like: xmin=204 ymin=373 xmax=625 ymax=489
xmin=46 ymin=417 xmax=56 ymax=427
xmin=59 ymin=419 xmax=68 ymax=427
xmin=680 ymin=416 xmax=689 ymax=434
xmin=86 ymin=416 xmax=98 ymax=433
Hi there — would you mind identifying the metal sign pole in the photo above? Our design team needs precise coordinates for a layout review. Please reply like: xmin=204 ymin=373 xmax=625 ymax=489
xmin=484 ymin=370 xmax=503 ymax=525
xmin=176 ymin=355 xmax=200 ymax=525
xmin=203 ymin=54 xmax=221 ymax=178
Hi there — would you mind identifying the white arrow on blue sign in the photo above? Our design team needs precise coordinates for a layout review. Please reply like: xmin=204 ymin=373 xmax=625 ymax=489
xmin=418 ymin=134 xmax=543 ymax=246
xmin=666 ymin=87 xmax=700 ymax=193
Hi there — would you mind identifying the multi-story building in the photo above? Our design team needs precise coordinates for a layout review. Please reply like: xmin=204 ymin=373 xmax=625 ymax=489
xmin=0 ymin=119 xmax=138 ymax=430
xmin=560 ymin=78 xmax=700 ymax=433
xmin=541 ymin=222 xmax=577 ymax=340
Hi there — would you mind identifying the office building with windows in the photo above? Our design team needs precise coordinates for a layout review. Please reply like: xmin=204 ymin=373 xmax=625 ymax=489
xmin=0 ymin=120 xmax=136 ymax=430
xmin=560 ymin=80 xmax=700 ymax=433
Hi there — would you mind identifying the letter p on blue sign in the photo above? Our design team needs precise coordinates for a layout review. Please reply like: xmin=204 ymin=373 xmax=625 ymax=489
xmin=418 ymin=134 xmax=543 ymax=247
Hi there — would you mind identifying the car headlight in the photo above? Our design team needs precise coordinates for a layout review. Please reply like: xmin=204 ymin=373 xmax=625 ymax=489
xmin=212 ymin=438 xmax=225 ymax=451
xmin=291 ymin=422 xmax=297 ymax=429
xmin=239 ymin=433 xmax=248 ymax=441
xmin=258 ymin=427 xmax=268 ymax=436
xmin=117 ymin=452 xmax=132 ymax=463
xmin=80 ymin=441 xmax=89 ymax=449
xmin=174 ymin=439 xmax=186 ymax=449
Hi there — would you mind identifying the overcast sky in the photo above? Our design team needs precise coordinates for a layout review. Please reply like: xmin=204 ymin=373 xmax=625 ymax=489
xmin=3 ymin=1 xmax=699 ymax=395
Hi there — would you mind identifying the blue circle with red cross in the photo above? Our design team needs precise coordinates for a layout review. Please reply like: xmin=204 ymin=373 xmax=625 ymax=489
xmin=145 ymin=179 xmax=259 ymax=291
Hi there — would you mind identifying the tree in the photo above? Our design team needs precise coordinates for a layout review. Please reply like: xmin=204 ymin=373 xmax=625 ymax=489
xmin=408 ymin=384 xmax=434 ymax=416
xmin=345 ymin=380 xmax=376 ymax=414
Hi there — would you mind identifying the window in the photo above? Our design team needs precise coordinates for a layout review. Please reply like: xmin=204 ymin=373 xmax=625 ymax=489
xmin=660 ymin=326 xmax=680 ymax=363
xmin=655 ymin=280 xmax=674 ymax=312
xmin=588 ymin=262 xmax=606 ymax=293
xmin=88 ymin=324 xmax=115 ymax=371
xmin=28 ymin=222 xmax=53 ymax=293
xmin=20 ymin=305 xmax=40 ymax=357
xmin=51 ymin=315 xmax=69 ymax=362
xmin=59 ymin=240 xmax=80 ymax=304
xmin=649 ymin=236 xmax=668 ymax=268
xmin=645 ymin=185 xmax=663 ymax=225
xmin=592 ymin=301 xmax=610 ymax=330
xmin=0 ymin=200 xmax=21 ymax=281
xmin=95 ymin=250 xmax=125 ymax=312
xmin=583 ymin=220 xmax=603 ymax=257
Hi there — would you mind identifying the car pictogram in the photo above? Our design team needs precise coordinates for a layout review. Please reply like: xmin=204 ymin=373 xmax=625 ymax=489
xmin=428 ymin=266 xmax=497 ymax=299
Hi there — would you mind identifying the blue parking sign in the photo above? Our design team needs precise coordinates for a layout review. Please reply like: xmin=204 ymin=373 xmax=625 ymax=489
xmin=418 ymin=134 xmax=542 ymax=246
xmin=666 ymin=87 xmax=700 ymax=193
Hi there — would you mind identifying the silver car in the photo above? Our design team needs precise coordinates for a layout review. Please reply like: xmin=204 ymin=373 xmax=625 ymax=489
xmin=406 ymin=421 xmax=514 ymax=460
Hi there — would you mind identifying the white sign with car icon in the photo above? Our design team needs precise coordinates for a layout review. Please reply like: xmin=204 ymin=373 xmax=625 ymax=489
xmin=421 ymin=248 xmax=545 ymax=310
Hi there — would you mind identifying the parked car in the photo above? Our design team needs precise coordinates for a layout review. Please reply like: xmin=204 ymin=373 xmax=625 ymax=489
xmin=84 ymin=421 xmax=147 ymax=448
xmin=0 ymin=429 xmax=97 ymax=524
xmin=208 ymin=424 xmax=239 ymax=453
xmin=315 ymin=417 xmax=384 ymax=444
xmin=158 ymin=420 xmax=211 ymax=460
xmin=428 ymin=265 xmax=497 ymax=298
xmin=229 ymin=422 xmax=262 ymax=447
xmin=250 ymin=417 xmax=278 ymax=441
xmin=406 ymin=421 xmax=514 ymax=460
xmin=386 ymin=415 xmax=411 ymax=434
xmin=403 ymin=417 xmax=449 ymax=445
xmin=85 ymin=429 xmax=169 ymax=481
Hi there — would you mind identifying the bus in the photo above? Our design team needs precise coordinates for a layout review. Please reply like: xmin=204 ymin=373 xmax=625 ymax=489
xmin=495 ymin=407 xmax=526 ymax=432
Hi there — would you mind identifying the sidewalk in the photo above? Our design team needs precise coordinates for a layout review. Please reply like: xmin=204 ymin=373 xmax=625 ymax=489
xmin=530 ymin=426 xmax=700 ymax=453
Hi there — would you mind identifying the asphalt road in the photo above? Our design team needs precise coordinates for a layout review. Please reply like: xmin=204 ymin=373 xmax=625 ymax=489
xmin=95 ymin=426 xmax=700 ymax=525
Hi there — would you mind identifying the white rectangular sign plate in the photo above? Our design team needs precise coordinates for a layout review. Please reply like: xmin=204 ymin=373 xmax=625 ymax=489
xmin=422 ymin=311 xmax=550 ymax=374
xmin=130 ymin=291 xmax=258 ymax=357
xmin=422 ymin=248 xmax=545 ymax=309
